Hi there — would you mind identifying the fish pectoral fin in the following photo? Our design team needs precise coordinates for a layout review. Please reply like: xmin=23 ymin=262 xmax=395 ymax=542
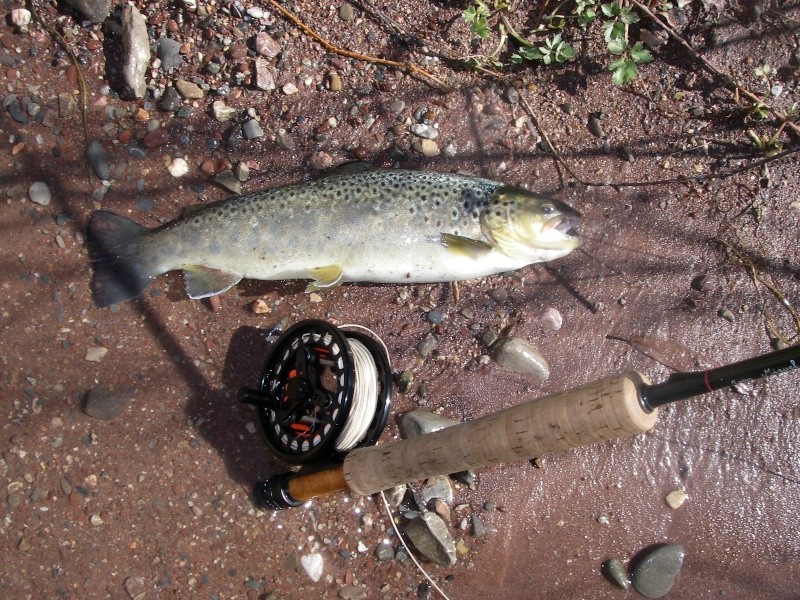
xmin=306 ymin=265 xmax=344 ymax=291
xmin=440 ymin=233 xmax=494 ymax=259
xmin=183 ymin=266 xmax=243 ymax=299
xmin=323 ymin=161 xmax=375 ymax=177
xmin=181 ymin=204 xmax=207 ymax=218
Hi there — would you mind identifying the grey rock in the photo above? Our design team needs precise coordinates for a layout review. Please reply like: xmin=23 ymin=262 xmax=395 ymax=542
xmin=399 ymin=411 xmax=460 ymax=438
xmin=410 ymin=123 xmax=438 ymax=140
xmin=66 ymin=0 xmax=112 ymax=23
xmin=602 ymin=558 xmax=631 ymax=590
xmin=157 ymin=37 xmax=183 ymax=71
xmin=7 ymin=100 xmax=28 ymax=124
xmin=338 ymin=586 xmax=367 ymax=600
xmin=471 ymin=514 xmax=497 ymax=538
xmin=339 ymin=3 xmax=355 ymax=21
xmin=242 ymin=119 xmax=264 ymax=139
xmin=276 ymin=128 xmax=296 ymax=150
xmin=214 ymin=170 xmax=241 ymax=194
xmin=416 ymin=333 xmax=437 ymax=358
xmin=28 ymin=182 xmax=51 ymax=206
xmin=159 ymin=87 xmax=182 ymax=112
xmin=385 ymin=484 xmax=407 ymax=507
xmin=86 ymin=140 xmax=110 ymax=181
xmin=426 ymin=310 xmax=443 ymax=324
xmin=396 ymin=370 xmax=414 ymax=393
xmin=375 ymin=540 xmax=394 ymax=561
xmin=490 ymin=337 xmax=550 ymax=379
xmin=404 ymin=513 xmax=456 ymax=566
xmin=631 ymin=544 xmax=685 ymax=598
xmin=588 ymin=113 xmax=605 ymax=138
xmin=121 ymin=4 xmax=150 ymax=99
xmin=254 ymin=58 xmax=276 ymax=91
xmin=422 ymin=475 xmax=453 ymax=504
xmin=84 ymin=386 xmax=129 ymax=421
xmin=254 ymin=32 xmax=281 ymax=58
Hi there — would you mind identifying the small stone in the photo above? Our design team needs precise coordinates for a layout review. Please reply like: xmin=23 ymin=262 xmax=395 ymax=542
xmin=142 ymin=129 xmax=169 ymax=149
xmin=491 ymin=337 xmax=549 ymax=379
xmin=11 ymin=8 xmax=32 ymax=29
xmin=471 ymin=514 xmax=497 ymax=538
xmin=375 ymin=540 xmax=394 ymax=561
xmin=157 ymin=36 xmax=183 ymax=71
xmin=120 ymin=5 xmax=150 ymax=99
xmin=602 ymin=559 xmax=631 ymax=590
xmin=410 ymin=123 xmax=438 ymax=140
xmin=214 ymin=170 xmax=241 ymax=194
xmin=397 ymin=370 xmax=414 ymax=393
xmin=418 ymin=139 xmax=440 ymax=157
xmin=89 ymin=513 xmax=104 ymax=526
xmin=310 ymin=151 xmax=333 ymax=170
xmin=665 ymin=490 xmax=687 ymax=509
xmin=159 ymin=86 xmax=182 ymax=112
xmin=282 ymin=82 xmax=299 ymax=95
xmin=300 ymin=553 xmax=323 ymax=582
xmin=65 ymin=0 xmax=112 ymax=23
xmin=251 ymin=299 xmax=270 ymax=314
xmin=489 ymin=287 xmax=508 ymax=302
xmin=254 ymin=32 xmax=281 ymax=58
xmin=86 ymin=140 xmax=110 ymax=180
xmin=338 ymin=586 xmax=367 ymax=600
xmin=422 ymin=475 xmax=453 ymax=504
xmin=631 ymin=544 xmax=685 ymax=598
xmin=416 ymin=333 xmax=437 ymax=358
xmin=536 ymin=307 xmax=563 ymax=331
xmin=84 ymin=386 xmax=129 ymax=420
xmin=28 ymin=182 xmax=51 ymax=206
xmin=175 ymin=79 xmax=204 ymax=100
xmin=6 ymin=99 xmax=27 ymax=124
xmin=242 ymin=120 xmax=264 ymax=140
xmin=339 ymin=3 xmax=355 ymax=21
xmin=588 ymin=113 xmax=605 ymax=138
xmin=718 ymin=307 xmax=735 ymax=322
xmin=84 ymin=346 xmax=108 ymax=362
xmin=168 ymin=158 xmax=189 ymax=177
xmin=405 ymin=513 xmax=456 ymax=566
xmin=276 ymin=128 xmax=296 ymax=150
xmin=426 ymin=310 xmax=443 ymax=324
xmin=123 ymin=575 xmax=147 ymax=600
xmin=254 ymin=58 xmax=275 ymax=91
xmin=212 ymin=100 xmax=237 ymax=122
xmin=328 ymin=72 xmax=342 ymax=92
xmin=59 ymin=93 xmax=77 ymax=117
xmin=399 ymin=411 xmax=460 ymax=438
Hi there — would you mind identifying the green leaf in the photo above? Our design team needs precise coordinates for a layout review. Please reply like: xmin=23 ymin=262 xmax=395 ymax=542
xmin=578 ymin=7 xmax=596 ymax=25
xmin=471 ymin=20 xmax=490 ymax=39
xmin=510 ymin=53 xmax=523 ymax=64
xmin=601 ymin=2 xmax=618 ymax=17
xmin=610 ymin=59 xmax=637 ymax=85
xmin=619 ymin=8 xmax=639 ymax=25
xmin=629 ymin=42 xmax=653 ymax=64
xmin=557 ymin=42 xmax=576 ymax=61
xmin=463 ymin=5 xmax=478 ymax=22
xmin=607 ymin=37 xmax=627 ymax=54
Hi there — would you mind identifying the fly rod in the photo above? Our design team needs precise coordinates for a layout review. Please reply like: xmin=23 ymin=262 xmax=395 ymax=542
xmin=239 ymin=320 xmax=800 ymax=509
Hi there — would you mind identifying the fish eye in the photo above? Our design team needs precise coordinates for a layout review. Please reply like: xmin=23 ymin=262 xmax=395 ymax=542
xmin=541 ymin=203 xmax=555 ymax=215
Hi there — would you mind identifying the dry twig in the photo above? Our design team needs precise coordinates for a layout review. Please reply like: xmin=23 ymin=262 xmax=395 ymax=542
xmin=265 ymin=0 xmax=448 ymax=90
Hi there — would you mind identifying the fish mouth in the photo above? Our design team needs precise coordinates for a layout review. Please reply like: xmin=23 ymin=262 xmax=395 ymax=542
xmin=544 ymin=212 xmax=581 ymax=239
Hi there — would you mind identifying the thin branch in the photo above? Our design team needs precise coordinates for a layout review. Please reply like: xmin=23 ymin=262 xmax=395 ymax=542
xmin=630 ymin=0 xmax=800 ymax=137
xmin=265 ymin=0 xmax=448 ymax=90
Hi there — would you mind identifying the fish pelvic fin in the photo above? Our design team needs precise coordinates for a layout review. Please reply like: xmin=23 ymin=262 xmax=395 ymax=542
xmin=88 ymin=210 xmax=157 ymax=308
xmin=306 ymin=265 xmax=344 ymax=292
xmin=183 ymin=266 xmax=242 ymax=299
xmin=440 ymin=233 xmax=494 ymax=259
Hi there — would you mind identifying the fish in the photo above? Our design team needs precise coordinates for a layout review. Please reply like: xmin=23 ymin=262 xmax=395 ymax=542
xmin=87 ymin=166 xmax=581 ymax=307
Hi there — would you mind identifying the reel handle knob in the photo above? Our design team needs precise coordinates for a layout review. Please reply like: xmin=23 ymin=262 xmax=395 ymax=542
xmin=253 ymin=474 xmax=303 ymax=510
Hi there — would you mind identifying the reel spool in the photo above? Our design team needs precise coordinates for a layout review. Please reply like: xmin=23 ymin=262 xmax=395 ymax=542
xmin=240 ymin=320 xmax=392 ymax=470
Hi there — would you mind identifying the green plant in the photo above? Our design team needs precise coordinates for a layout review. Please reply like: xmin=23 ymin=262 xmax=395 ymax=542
xmin=608 ymin=39 xmax=653 ymax=85
xmin=511 ymin=33 xmax=576 ymax=65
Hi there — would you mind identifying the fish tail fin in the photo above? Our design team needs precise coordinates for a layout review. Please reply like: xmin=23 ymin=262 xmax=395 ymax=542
xmin=87 ymin=210 xmax=156 ymax=307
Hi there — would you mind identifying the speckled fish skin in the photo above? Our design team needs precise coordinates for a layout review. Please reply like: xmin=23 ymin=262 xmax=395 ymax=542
xmin=87 ymin=168 xmax=581 ymax=307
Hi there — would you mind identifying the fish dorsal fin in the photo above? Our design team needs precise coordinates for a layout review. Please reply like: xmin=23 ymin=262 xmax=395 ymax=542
xmin=181 ymin=204 xmax=207 ymax=218
xmin=323 ymin=161 xmax=375 ymax=177
xmin=183 ymin=265 xmax=242 ymax=299
xmin=440 ymin=233 xmax=494 ymax=259
xmin=306 ymin=265 xmax=344 ymax=291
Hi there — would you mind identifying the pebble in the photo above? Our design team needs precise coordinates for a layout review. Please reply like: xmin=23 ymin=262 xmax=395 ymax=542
xmin=416 ymin=333 xmax=438 ymax=358
xmin=254 ymin=58 xmax=276 ymax=91
xmin=83 ymin=386 xmax=130 ymax=421
xmin=425 ymin=310 xmax=443 ymax=324
xmin=254 ymin=32 xmax=281 ymax=59
xmin=310 ymin=151 xmax=333 ymax=170
xmin=11 ymin=8 xmax=32 ymax=29
xmin=276 ymin=128 xmax=296 ymax=150
xmin=300 ymin=553 xmax=323 ymax=582
xmin=587 ymin=113 xmax=605 ymax=138
xmin=602 ymin=558 xmax=631 ymax=590
xmin=28 ymin=182 xmax=51 ymax=206
xmin=410 ymin=123 xmax=438 ymax=140
xmin=212 ymin=100 xmax=237 ymax=122
xmin=339 ymin=3 xmax=355 ymax=21
xmin=159 ymin=86 xmax=182 ymax=112
xmin=214 ymin=170 xmax=241 ymax=194
xmin=665 ymin=490 xmax=687 ymax=509
xmin=718 ymin=307 xmax=735 ymax=322
xmin=375 ymin=540 xmax=394 ymax=561
xmin=6 ymin=99 xmax=28 ymax=124
xmin=59 ymin=93 xmax=76 ymax=117
xmin=66 ymin=0 xmax=112 ymax=23
xmin=631 ymin=544 xmax=685 ymax=598
xmin=123 ymin=575 xmax=147 ymax=599
xmin=338 ymin=586 xmax=367 ymax=600
xmin=396 ymin=370 xmax=414 ymax=393
xmin=142 ymin=129 xmax=169 ymax=149
xmin=535 ymin=307 xmax=563 ymax=331
xmin=422 ymin=475 xmax=453 ymax=504
xmin=405 ymin=513 xmax=456 ymax=566
xmin=282 ymin=82 xmax=299 ymax=95
xmin=157 ymin=37 xmax=183 ymax=71
xmin=242 ymin=119 xmax=264 ymax=139
xmin=471 ymin=514 xmax=497 ymax=538
xmin=490 ymin=337 xmax=550 ymax=379
xmin=168 ymin=158 xmax=189 ymax=177
xmin=417 ymin=138 xmax=440 ymax=157
xmin=121 ymin=4 xmax=150 ymax=99
xmin=84 ymin=346 xmax=108 ymax=362
xmin=175 ymin=79 xmax=204 ymax=100
xmin=328 ymin=72 xmax=342 ymax=92
xmin=399 ymin=411 xmax=459 ymax=438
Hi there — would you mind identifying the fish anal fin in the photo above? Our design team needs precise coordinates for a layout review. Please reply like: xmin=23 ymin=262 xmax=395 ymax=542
xmin=183 ymin=265 xmax=242 ymax=299
xmin=306 ymin=265 xmax=343 ymax=291
xmin=440 ymin=233 xmax=494 ymax=259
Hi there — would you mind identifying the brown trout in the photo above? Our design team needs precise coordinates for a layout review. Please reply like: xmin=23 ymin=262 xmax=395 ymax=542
xmin=88 ymin=167 xmax=581 ymax=307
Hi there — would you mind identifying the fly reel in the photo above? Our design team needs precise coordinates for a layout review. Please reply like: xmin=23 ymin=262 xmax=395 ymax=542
xmin=240 ymin=320 xmax=392 ymax=470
